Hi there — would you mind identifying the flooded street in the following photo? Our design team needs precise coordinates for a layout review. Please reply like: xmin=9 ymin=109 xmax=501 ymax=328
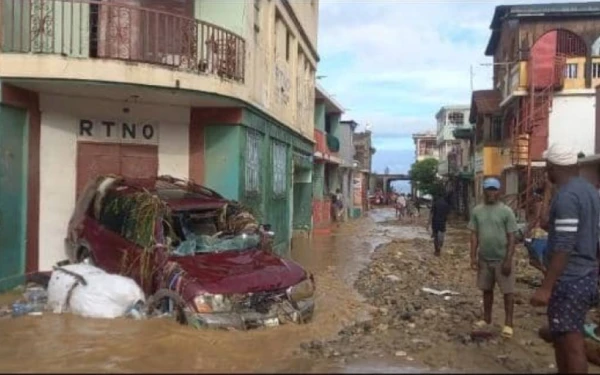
xmin=4 ymin=208 xmax=597 ymax=373
xmin=0 ymin=209 xmax=412 ymax=373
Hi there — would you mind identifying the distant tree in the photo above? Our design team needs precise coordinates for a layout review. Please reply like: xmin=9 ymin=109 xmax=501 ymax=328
xmin=409 ymin=158 xmax=440 ymax=196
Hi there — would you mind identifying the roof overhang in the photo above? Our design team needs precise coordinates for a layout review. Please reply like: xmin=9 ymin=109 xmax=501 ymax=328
xmin=315 ymin=83 xmax=344 ymax=114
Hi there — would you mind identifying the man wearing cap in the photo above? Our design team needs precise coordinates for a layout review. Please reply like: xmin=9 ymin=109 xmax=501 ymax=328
xmin=468 ymin=177 xmax=518 ymax=338
xmin=530 ymin=143 xmax=600 ymax=374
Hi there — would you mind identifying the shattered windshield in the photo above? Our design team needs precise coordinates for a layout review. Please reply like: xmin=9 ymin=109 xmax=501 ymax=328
xmin=168 ymin=211 xmax=260 ymax=256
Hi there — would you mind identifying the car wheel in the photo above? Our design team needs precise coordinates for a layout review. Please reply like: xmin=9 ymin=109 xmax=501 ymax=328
xmin=77 ymin=247 xmax=95 ymax=266
xmin=145 ymin=289 xmax=188 ymax=325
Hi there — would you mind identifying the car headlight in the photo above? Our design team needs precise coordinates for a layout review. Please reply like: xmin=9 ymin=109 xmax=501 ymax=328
xmin=286 ymin=278 xmax=315 ymax=302
xmin=193 ymin=294 xmax=233 ymax=313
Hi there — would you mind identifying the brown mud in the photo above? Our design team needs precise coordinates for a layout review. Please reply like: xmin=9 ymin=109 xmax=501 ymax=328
xmin=2 ymin=208 xmax=599 ymax=373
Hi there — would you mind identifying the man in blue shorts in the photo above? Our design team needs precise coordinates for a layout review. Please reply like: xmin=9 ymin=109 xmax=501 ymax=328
xmin=531 ymin=143 xmax=600 ymax=373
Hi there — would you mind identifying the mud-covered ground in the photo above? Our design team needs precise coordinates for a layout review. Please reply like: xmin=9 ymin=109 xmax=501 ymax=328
xmin=300 ymin=210 xmax=600 ymax=373
xmin=3 ymin=208 xmax=600 ymax=373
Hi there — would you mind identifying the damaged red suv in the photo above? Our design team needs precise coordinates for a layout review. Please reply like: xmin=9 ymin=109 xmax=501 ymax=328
xmin=65 ymin=175 xmax=315 ymax=329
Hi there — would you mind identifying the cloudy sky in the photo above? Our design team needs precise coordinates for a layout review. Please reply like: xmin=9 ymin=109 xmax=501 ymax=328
xmin=315 ymin=0 xmax=565 ymax=176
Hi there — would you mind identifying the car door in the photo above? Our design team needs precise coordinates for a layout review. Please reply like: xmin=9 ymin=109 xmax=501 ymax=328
xmin=89 ymin=196 xmax=133 ymax=274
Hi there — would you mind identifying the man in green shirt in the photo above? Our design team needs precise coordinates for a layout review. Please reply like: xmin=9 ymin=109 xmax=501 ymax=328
xmin=468 ymin=177 xmax=518 ymax=338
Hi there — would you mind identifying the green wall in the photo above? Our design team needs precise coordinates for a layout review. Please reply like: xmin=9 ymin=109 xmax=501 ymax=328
xmin=312 ymin=163 xmax=324 ymax=199
xmin=204 ymin=125 xmax=243 ymax=201
xmin=1 ymin=0 xmax=89 ymax=56
xmin=314 ymin=102 xmax=325 ymax=132
xmin=0 ymin=104 xmax=28 ymax=292
xmin=203 ymin=109 xmax=313 ymax=257
xmin=195 ymin=0 xmax=246 ymax=36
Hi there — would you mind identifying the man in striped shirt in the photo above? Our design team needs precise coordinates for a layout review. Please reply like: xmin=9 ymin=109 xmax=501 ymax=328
xmin=531 ymin=143 xmax=600 ymax=374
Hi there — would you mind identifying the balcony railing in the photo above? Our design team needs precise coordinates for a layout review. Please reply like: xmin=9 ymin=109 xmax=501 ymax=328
xmin=0 ymin=0 xmax=245 ymax=82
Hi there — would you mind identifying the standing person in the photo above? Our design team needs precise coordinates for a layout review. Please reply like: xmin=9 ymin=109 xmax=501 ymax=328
xmin=333 ymin=188 xmax=344 ymax=223
xmin=469 ymin=177 xmax=518 ymax=338
xmin=428 ymin=192 xmax=451 ymax=256
xmin=530 ymin=143 xmax=600 ymax=374
xmin=414 ymin=196 xmax=421 ymax=217
xmin=396 ymin=193 xmax=407 ymax=219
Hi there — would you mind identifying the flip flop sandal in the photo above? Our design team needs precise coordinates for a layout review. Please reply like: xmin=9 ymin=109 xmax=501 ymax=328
xmin=584 ymin=323 xmax=600 ymax=343
xmin=473 ymin=320 xmax=490 ymax=329
xmin=502 ymin=326 xmax=514 ymax=338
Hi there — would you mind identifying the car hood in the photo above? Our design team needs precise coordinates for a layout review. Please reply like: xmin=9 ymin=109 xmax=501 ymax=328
xmin=172 ymin=249 xmax=307 ymax=295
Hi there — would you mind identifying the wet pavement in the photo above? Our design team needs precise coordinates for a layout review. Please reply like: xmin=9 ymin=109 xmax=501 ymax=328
xmin=0 ymin=208 xmax=426 ymax=373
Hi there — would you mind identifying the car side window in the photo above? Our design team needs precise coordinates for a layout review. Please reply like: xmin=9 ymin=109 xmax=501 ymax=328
xmin=99 ymin=193 xmax=156 ymax=249
xmin=98 ymin=194 xmax=128 ymax=236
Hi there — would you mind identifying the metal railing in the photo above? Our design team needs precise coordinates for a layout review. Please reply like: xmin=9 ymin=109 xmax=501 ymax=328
xmin=0 ymin=0 xmax=245 ymax=82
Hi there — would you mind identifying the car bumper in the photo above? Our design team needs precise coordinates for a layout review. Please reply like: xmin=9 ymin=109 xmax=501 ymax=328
xmin=192 ymin=299 xmax=314 ymax=330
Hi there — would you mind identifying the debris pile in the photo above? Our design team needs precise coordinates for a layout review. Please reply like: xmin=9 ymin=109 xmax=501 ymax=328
xmin=300 ymin=223 xmax=560 ymax=372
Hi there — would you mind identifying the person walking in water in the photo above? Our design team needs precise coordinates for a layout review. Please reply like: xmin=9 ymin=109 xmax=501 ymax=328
xmin=469 ymin=177 xmax=518 ymax=339
xmin=530 ymin=143 xmax=600 ymax=374
xmin=428 ymin=192 xmax=451 ymax=256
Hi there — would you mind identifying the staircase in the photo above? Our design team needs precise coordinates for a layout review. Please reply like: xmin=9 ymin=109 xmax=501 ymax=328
xmin=510 ymin=54 xmax=566 ymax=218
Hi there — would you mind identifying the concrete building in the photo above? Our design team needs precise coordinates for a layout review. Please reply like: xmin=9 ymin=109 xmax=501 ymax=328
xmin=435 ymin=105 xmax=471 ymax=177
xmin=469 ymin=89 xmax=504 ymax=205
xmin=339 ymin=120 xmax=362 ymax=219
xmin=312 ymin=83 xmax=343 ymax=230
xmin=435 ymin=105 xmax=473 ymax=219
xmin=0 ymin=0 xmax=320 ymax=287
xmin=412 ymin=131 xmax=438 ymax=162
xmin=484 ymin=2 xmax=600 ymax=215
xmin=353 ymin=130 xmax=375 ymax=214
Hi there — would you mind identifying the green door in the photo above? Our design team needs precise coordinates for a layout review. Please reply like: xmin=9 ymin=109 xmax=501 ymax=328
xmin=0 ymin=105 xmax=28 ymax=292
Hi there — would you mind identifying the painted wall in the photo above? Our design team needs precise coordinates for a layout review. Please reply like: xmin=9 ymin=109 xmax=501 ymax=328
xmin=1 ymin=0 xmax=89 ymax=57
xmin=0 ymin=0 xmax=319 ymax=147
xmin=196 ymin=0 xmax=246 ymax=36
xmin=38 ymin=94 xmax=190 ymax=269
xmin=338 ymin=123 xmax=355 ymax=167
xmin=204 ymin=125 xmax=242 ymax=201
xmin=0 ymin=104 xmax=28 ymax=291
xmin=287 ymin=0 xmax=319 ymax=50
xmin=314 ymin=102 xmax=325 ymax=131
xmin=549 ymin=95 xmax=596 ymax=156
xmin=482 ymin=146 xmax=508 ymax=176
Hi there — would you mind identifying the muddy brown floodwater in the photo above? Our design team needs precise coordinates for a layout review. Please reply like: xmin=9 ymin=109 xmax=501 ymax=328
xmin=0 ymin=209 xmax=423 ymax=373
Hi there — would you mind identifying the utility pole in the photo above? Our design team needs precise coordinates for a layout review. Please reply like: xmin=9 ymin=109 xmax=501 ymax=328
xmin=469 ymin=64 xmax=474 ymax=93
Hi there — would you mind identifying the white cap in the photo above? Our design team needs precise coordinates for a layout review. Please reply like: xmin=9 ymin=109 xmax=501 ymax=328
xmin=542 ymin=143 xmax=578 ymax=166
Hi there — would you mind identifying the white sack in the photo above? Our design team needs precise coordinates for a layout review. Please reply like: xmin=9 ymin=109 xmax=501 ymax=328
xmin=47 ymin=264 xmax=145 ymax=319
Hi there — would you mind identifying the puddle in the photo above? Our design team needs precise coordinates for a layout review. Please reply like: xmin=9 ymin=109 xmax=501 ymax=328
xmin=0 ymin=212 xmax=394 ymax=373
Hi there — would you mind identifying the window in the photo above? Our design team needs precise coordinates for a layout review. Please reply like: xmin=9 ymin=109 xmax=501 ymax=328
xmin=245 ymin=130 xmax=262 ymax=193
xmin=491 ymin=116 xmax=503 ymax=142
xmin=286 ymin=30 xmax=292 ymax=61
xmin=448 ymin=112 xmax=464 ymax=125
xmin=564 ymin=63 xmax=578 ymax=79
xmin=593 ymin=63 xmax=600 ymax=79
xmin=272 ymin=141 xmax=287 ymax=195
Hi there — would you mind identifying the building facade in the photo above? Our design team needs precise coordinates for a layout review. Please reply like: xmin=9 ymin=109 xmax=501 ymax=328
xmin=339 ymin=120 xmax=362 ymax=219
xmin=484 ymin=2 xmax=600 ymax=216
xmin=435 ymin=105 xmax=471 ymax=177
xmin=353 ymin=130 xmax=375 ymax=214
xmin=412 ymin=131 xmax=438 ymax=162
xmin=0 ymin=0 xmax=320 ymax=288
xmin=312 ymin=84 xmax=343 ymax=230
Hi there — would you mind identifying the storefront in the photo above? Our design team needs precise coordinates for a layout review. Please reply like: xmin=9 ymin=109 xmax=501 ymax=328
xmin=38 ymin=93 xmax=191 ymax=269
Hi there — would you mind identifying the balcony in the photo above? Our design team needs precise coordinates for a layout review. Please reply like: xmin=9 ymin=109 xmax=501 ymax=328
xmin=314 ymin=129 xmax=340 ymax=164
xmin=452 ymin=127 xmax=473 ymax=140
xmin=0 ymin=0 xmax=245 ymax=82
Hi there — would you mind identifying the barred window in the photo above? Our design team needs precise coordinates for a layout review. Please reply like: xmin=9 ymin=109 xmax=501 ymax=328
xmin=272 ymin=141 xmax=287 ymax=195
xmin=245 ymin=130 xmax=262 ymax=193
